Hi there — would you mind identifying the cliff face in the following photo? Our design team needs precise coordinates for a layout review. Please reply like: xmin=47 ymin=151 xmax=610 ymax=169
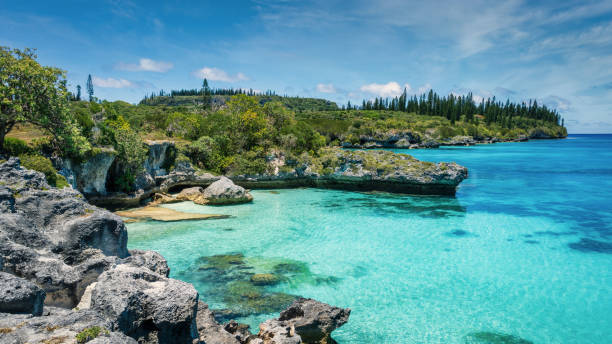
xmin=0 ymin=158 xmax=350 ymax=344
xmin=59 ymin=148 xmax=116 ymax=195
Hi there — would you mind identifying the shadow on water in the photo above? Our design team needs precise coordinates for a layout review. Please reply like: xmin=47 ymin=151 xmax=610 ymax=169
xmin=175 ymin=253 xmax=341 ymax=322
xmin=568 ymin=238 xmax=612 ymax=254
xmin=315 ymin=192 xmax=467 ymax=219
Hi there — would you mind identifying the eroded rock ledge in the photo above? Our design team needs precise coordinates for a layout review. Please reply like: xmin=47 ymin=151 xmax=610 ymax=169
xmin=0 ymin=158 xmax=350 ymax=344
xmin=86 ymin=147 xmax=467 ymax=208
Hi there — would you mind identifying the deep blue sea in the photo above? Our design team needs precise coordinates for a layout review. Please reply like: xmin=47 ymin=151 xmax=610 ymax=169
xmin=127 ymin=134 xmax=612 ymax=343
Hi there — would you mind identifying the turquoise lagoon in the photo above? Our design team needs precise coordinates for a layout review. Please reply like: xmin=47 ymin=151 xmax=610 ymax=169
xmin=127 ymin=135 xmax=612 ymax=343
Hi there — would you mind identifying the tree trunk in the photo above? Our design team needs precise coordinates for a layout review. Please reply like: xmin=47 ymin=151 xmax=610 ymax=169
xmin=0 ymin=128 xmax=6 ymax=154
xmin=0 ymin=121 xmax=15 ymax=155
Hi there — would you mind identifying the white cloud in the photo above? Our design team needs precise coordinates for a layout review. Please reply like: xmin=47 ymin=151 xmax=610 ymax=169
xmin=360 ymin=82 xmax=411 ymax=97
xmin=194 ymin=67 xmax=248 ymax=82
xmin=92 ymin=77 xmax=134 ymax=88
xmin=316 ymin=83 xmax=336 ymax=93
xmin=118 ymin=58 xmax=173 ymax=73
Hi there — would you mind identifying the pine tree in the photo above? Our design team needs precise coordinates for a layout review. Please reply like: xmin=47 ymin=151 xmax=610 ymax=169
xmin=86 ymin=75 xmax=94 ymax=102
xmin=76 ymin=85 xmax=81 ymax=101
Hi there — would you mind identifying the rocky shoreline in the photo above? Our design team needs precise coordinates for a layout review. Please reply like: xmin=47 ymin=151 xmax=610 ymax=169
xmin=0 ymin=158 xmax=350 ymax=343
xmin=340 ymin=131 xmax=565 ymax=149
xmin=59 ymin=142 xmax=468 ymax=209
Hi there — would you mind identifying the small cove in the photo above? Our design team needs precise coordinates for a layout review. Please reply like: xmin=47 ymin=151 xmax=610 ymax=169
xmin=127 ymin=135 xmax=612 ymax=343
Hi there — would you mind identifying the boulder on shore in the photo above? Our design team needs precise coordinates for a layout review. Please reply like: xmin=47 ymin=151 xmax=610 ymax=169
xmin=203 ymin=176 xmax=253 ymax=205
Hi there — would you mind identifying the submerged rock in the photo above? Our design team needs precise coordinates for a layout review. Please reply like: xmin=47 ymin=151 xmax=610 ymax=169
xmin=568 ymin=238 xmax=612 ymax=254
xmin=251 ymin=273 xmax=281 ymax=286
xmin=464 ymin=331 xmax=533 ymax=344
xmin=203 ymin=177 xmax=254 ymax=205
xmin=0 ymin=272 xmax=45 ymax=316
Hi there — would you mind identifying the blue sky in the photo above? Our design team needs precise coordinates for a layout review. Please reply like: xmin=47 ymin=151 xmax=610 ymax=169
xmin=1 ymin=0 xmax=611 ymax=133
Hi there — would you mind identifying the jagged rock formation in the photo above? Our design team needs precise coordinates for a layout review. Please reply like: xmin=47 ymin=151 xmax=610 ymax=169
xmin=58 ymin=148 xmax=116 ymax=195
xmin=0 ymin=158 xmax=350 ymax=343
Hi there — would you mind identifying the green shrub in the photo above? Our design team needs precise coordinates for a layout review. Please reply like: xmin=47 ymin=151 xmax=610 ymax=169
xmin=75 ymin=326 xmax=106 ymax=343
xmin=19 ymin=154 xmax=69 ymax=188
xmin=226 ymin=151 xmax=268 ymax=175
xmin=3 ymin=137 xmax=32 ymax=156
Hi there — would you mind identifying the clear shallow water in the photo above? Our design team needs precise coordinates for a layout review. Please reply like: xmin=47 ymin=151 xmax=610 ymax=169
xmin=127 ymin=134 xmax=612 ymax=344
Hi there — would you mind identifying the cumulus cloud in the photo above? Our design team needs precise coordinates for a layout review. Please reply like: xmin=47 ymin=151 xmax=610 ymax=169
xmin=117 ymin=58 xmax=173 ymax=73
xmin=316 ymin=83 xmax=336 ymax=93
xmin=92 ymin=77 xmax=134 ymax=88
xmin=360 ymin=82 xmax=411 ymax=97
xmin=194 ymin=67 xmax=248 ymax=82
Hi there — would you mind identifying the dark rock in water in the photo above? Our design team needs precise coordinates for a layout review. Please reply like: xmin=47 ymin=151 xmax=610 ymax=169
xmin=464 ymin=331 xmax=533 ymax=344
xmin=446 ymin=229 xmax=472 ymax=237
xmin=259 ymin=298 xmax=351 ymax=344
xmin=523 ymin=240 xmax=539 ymax=244
xmin=568 ymin=238 xmax=612 ymax=254
xmin=223 ymin=280 xmax=297 ymax=315
xmin=273 ymin=261 xmax=309 ymax=275
xmin=251 ymin=273 xmax=282 ymax=286
xmin=0 ymin=272 xmax=45 ymax=316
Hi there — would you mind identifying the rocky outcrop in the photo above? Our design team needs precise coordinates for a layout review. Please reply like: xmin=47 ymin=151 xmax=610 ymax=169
xmin=196 ymin=301 xmax=245 ymax=344
xmin=203 ymin=177 xmax=253 ymax=205
xmin=233 ymin=148 xmax=468 ymax=196
xmin=0 ymin=272 xmax=45 ymax=316
xmin=90 ymin=264 xmax=199 ymax=343
xmin=0 ymin=158 xmax=351 ymax=343
xmin=0 ymin=157 xmax=126 ymax=308
xmin=121 ymin=249 xmax=170 ymax=277
xmin=58 ymin=148 xmax=116 ymax=195
xmin=257 ymin=298 xmax=350 ymax=344
xmin=176 ymin=186 xmax=208 ymax=204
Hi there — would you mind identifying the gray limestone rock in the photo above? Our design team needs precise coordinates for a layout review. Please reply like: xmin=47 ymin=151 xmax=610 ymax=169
xmin=0 ymin=272 xmax=45 ymax=315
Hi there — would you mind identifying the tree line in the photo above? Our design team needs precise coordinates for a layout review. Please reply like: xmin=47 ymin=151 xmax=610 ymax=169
xmin=139 ymin=79 xmax=277 ymax=105
xmin=355 ymin=89 xmax=563 ymax=128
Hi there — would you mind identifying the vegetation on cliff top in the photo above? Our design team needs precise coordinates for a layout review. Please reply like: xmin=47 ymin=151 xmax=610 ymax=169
xmin=1 ymin=45 xmax=566 ymax=192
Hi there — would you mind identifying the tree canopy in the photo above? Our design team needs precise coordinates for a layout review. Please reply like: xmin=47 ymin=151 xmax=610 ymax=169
xmin=0 ymin=46 xmax=89 ymax=156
